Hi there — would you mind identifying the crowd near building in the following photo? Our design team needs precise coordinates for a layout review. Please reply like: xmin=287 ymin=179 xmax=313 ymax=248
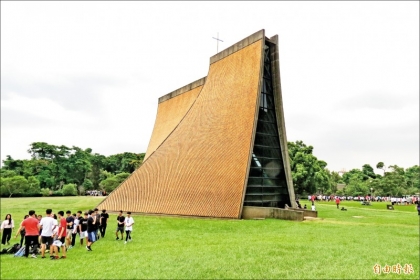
xmin=308 ymin=194 xmax=419 ymax=205
xmin=0 ymin=208 xmax=134 ymax=259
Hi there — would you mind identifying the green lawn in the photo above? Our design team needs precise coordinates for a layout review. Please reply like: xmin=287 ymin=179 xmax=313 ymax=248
xmin=1 ymin=197 xmax=418 ymax=279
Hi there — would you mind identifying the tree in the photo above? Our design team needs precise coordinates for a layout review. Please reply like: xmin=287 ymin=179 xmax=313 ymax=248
xmin=376 ymin=165 xmax=406 ymax=196
xmin=342 ymin=169 xmax=365 ymax=184
xmin=362 ymin=164 xmax=376 ymax=179
xmin=87 ymin=153 xmax=106 ymax=189
xmin=27 ymin=176 xmax=41 ymax=195
xmin=404 ymin=165 xmax=420 ymax=194
xmin=288 ymin=141 xmax=331 ymax=195
xmin=376 ymin=162 xmax=386 ymax=175
xmin=104 ymin=153 xmax=145 ymax=174
xmin=99 ymin=172 xmax=130 ymax=193
xmin=83 ymin=178 xmax=93 ymax=190
xmin=344 ymin=175 xmax=368 ymax=196
xmin=0 ymin=176 xmax=28 ymax=197
xmin=62 ymin=183 xmax=77 ymax=196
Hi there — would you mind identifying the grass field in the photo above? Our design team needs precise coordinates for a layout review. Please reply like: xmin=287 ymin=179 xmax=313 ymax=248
xmin=1 ymin=197 xmax=419 ymax=279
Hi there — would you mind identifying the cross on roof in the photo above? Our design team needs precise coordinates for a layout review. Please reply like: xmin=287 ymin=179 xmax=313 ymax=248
xmin=212 ymin=32 xmax=224 ymax=53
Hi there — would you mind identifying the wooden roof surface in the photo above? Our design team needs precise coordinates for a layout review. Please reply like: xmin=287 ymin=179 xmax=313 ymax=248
xmin=98 ymin=39 xmax=263 ymax=218
xmin=144 ymin=85 xmax=203 ymax=160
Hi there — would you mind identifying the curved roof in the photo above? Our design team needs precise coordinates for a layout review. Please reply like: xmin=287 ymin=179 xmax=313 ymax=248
xmin=144 ymin=82 xmax=204 ymax=160
xmin=98 ymin=36 xmax=264 ymax=218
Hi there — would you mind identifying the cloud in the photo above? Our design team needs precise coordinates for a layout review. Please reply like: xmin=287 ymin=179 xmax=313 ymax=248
xmin=1 ymin=73 xmax=124 ymax=115
xmin=1 ymin=93 xmax=99 ymax=128
xmin=336 ymin=91 xmax=419 ymax=111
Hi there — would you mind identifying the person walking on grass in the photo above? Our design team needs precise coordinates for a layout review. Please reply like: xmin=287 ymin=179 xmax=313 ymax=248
xmin=86 ymin=210 xmax=96 ymax=251
xmin=92 ymin=208 xmax=101 ymax=240
xmin=1 ymin=214 xmax=14 ymax=246
xmin=71 ymin=212 xmax=80 ymax=247
xmin=94 ymin=208 xmax=101 ymax=240
xmin=99 ymin=209 xmax=109 ymax=238
xmin=124 ymin=212 xmax=134 ymax=244
xmin=116 ymin=210 xmax=125 ymax=241
xmin=65 ymin=210 xmax=74 ymax=249
xmin=14 ymin=210 xmax=39 ymax=258
xmin=335 ymin=196 xmax=341 ymax=209
xmin=39 ymin=209 xmax=55 ymax=259
xmin=79 ymin=212 xmax=88 ymax=246
xmin=51 ymin=211 xmax=67 ymax=259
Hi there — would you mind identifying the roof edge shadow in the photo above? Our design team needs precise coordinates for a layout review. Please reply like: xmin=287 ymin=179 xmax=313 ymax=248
xmin=158 ymin=77 xmax=207 ymax=103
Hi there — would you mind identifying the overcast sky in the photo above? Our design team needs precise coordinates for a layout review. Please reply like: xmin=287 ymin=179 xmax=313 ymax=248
xmin=1 ymin=1 xmax=419 ymax=173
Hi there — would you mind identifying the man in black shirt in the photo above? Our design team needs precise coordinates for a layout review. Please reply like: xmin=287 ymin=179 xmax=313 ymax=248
xmin=115 ymin=210 xmax=125 ymax=241
xmin=79 ymin=212 xmax=88 ymax=245
xmin=65 ymin=210 xmax=74 ymax=249
xmin=99 ymin=209 xmax=109 ymax=238
xmin=86 ymin=210 xmax=96 ymax=251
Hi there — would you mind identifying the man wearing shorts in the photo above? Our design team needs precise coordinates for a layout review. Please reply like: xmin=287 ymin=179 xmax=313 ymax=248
xmin=38 ymin=209 xmax=55 ymax=259
xmin=86 ymin=210 xmax=96 ymax=251
xmin=115 ymin=210 xmax=125 ymax=241
xmin=65 ymin=210 xmax=74 ymax=249
xmin=51 ymin=211 xmax=67 ymax=259
xmin=79 ymin=212 xmax=88 ymax=245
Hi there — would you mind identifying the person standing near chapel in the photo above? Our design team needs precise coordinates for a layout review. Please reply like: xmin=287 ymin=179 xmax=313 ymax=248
xmin=14 ymin=210 xmax=39 ymax=258
xmin=71 ymin=212 xmax=80 ymax=248
xmin=79 ymin=212 xmax=88 ymax=246
xmin=1 ymin=214 xmax=14 ymax=246
xmin=99 ymin=209 xmax=109 ymax=238
xmin=39 ymin=209 xmax=55 ymax=258
xmin=51 ymin=211 xmax=67 ymax=259
xmin=86 ymin=210 xmax=96 ymax=251
xmin=65 ymin=210 xmax=74 ymax=249
xmin=124 ymin=212 xmax=134 ymax=244
xmin=116 ymin=210 xmax=125 ymax=241
xmin=335 ymin=197 xmax=341 ymax=209
xmin=94 ymin=208 xmax=101 ymax=240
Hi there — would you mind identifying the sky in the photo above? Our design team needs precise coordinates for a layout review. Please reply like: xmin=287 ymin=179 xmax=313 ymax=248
xmin=1 ymin=1 xmax=419 ymax=173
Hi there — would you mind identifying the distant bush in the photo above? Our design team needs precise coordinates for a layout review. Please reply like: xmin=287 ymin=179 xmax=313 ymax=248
xmin=62 ymin=184 xmax=77 ymax=196
xmin=77 ymin=185 xmax=85 ymax=196
xmin=41 ymin=188 xmax=50 ymax=197
xmin=52 ymin=190 xmax=64 ymax=196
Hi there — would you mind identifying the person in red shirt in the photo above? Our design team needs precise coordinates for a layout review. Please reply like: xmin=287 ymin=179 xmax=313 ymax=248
xmin=335 ymin=197 xmax=341 ymax=209
xmin=15 ymin=210 xmax=39 ymax=258
xmin=51 ymin=211 xmax=67 ymax=259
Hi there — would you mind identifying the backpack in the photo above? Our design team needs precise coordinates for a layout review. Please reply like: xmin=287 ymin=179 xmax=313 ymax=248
xmin=14 ymin=247 xmax=25 ymax=257
xmin=6 ymin=243 xmax=20 ymax=254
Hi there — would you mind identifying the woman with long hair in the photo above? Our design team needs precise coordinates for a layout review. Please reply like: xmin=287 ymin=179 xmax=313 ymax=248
xmin=1 ymin=214 xmax=15 ymax=245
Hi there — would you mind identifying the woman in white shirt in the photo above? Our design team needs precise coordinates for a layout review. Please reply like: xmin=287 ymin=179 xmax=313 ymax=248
xmin=1 ymin=214 xmax=14 ymax=246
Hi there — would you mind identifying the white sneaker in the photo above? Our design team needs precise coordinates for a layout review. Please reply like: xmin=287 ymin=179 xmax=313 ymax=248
xmin=124 ymin=241 xmax=127 ymax=244
xmin=31 ymin=254 xmax=37 ymax=258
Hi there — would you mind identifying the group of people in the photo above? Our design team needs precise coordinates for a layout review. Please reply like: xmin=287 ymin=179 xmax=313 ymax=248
xmin=0 ymin=208 xmax=135 ymax=259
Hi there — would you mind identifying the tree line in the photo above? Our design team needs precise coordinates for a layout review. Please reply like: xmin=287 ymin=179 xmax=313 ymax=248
xmin=1 ymin=142 xmax=143 ymax=197
xmin=1 ymin=141 xmax=418 ymax=198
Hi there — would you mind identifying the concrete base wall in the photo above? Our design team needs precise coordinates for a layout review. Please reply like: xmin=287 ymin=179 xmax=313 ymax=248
xmin=242 ymin=206 xmax=304 ymax=221
xmin=288 ymin=207 xmax=318 ymax=218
